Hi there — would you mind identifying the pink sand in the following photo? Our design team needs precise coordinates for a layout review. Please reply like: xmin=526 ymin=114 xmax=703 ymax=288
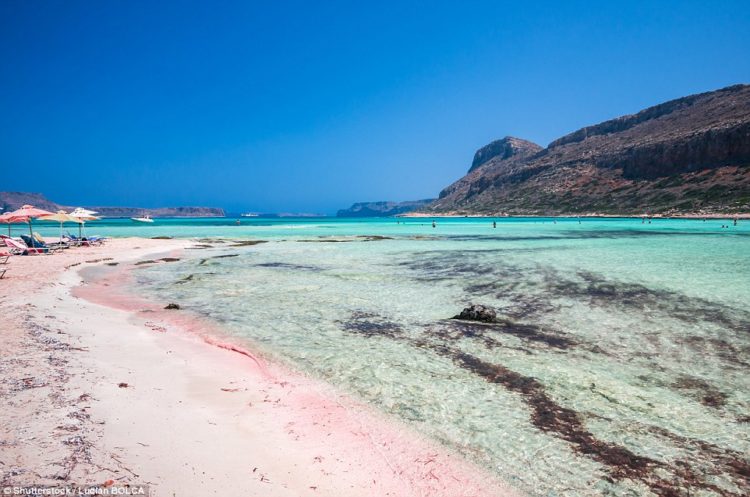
xmin=41 ymin=238 xmax=521 ymax=496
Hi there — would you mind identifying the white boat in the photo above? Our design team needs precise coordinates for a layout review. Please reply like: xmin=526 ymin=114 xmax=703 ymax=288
xmin=241 ymin=213 xmax=259 ymax=217
xmin=131 ymin=215 xmax=154 ymax=223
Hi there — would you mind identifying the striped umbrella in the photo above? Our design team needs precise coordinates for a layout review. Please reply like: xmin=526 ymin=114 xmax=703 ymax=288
xmin=6 ymin=205 xmax=54 ymax=246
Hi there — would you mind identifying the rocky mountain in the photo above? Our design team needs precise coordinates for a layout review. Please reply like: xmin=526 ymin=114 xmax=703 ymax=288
xmin=0 ymin=191 xmax=225 ymax=217
xmin=426 ymin=84 xmax=750 ymax=215
xmin=337 ymin=199 xmax=435 ymax=217
xmin=468 ymin=137 xmax=542 ymax=173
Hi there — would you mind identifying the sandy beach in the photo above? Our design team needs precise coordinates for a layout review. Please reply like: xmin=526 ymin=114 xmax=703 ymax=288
xmin=0 ymin=238 xmax=518 ymax=497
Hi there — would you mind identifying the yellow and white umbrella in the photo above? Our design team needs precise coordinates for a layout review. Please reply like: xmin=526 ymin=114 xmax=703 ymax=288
xmin=39 ymin=210 xmax=83 ymax=243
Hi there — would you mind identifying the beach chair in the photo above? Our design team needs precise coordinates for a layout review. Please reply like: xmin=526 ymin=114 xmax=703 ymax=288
xmin=0 ymin=251 xmax=10 ymax=264
xmin=34 ymin=232 xmax=69 ymax=250
xmin=0 ymin=267 xmax=6 ymax=279
xmin=64 ymin=233 xmax=89 ymax=247
xmin=20 ymin=235 xmax=59 ymax=254
xmin=86 ymin=235 xmax=107 ymax=244
xmin=1 ymin=235 xmax=48 ymax=255
xmin=65 ymin=232 xmax=106 ymax=246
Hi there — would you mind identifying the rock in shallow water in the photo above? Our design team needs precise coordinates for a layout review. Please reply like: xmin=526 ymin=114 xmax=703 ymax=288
xmin=452 ymin=304 xmax=497 ymax=323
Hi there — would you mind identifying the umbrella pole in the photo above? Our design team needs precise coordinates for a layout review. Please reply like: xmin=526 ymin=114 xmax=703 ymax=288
xmin=60 ymin=222 xmax=63 ymax=244
xmin=29 ymin=218 xmax=34 ymax=247
xmin=79 ymin=223 xmax=82 ymax=239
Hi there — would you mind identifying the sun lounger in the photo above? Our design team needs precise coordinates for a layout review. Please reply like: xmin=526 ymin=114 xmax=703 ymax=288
xmin=20 ymin=234 xmax=59 ymax=254
xmin=63 ymin=233 xmax=89 ymax=246
xmin=0 ymin=267 xmax=6 ymax=279
xmin=33 ymin=232 xmax=69 ymax=250
xmin=65 ymin=232 xmax=106 ymax=246
xmin=0 ymin=251 xmax=9 ymax=264
xmin=1 ymin=235 xmax=48 ymax=255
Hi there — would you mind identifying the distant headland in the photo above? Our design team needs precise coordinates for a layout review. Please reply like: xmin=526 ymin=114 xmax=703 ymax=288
xmin=0 ymin=191 xmax=225 ymax=218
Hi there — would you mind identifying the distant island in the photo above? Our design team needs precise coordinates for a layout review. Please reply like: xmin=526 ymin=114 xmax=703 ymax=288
xmin=337 ymin=199 xmax=435 ymax=217
xmin=415 ymin=84 xmax=750 ymax=216
xmin=0 ymin=191 xmax=225 ymax=218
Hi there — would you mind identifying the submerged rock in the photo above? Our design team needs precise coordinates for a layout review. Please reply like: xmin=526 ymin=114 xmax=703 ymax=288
xmin=452 ymin=304 xmax=497 ymax=323
xmin=164 ymin=303 xmax=180 ymax=310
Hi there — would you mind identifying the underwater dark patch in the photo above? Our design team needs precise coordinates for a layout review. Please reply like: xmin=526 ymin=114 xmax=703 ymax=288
xmin=229 ymin=240 xmax=268 ymax=247
xmin=432 ymin=347 xmax=656 ymax=476
xmin=551 ymin=270 xmax=750 ymax=334
xmin=421 ymin=345 xmax=747 ymax=497
xmin=671 ymin=375 xmax=729 ymax=408
xmin=197 ymin=254 xmax=240 ymax=265
xmin=432 ymin=319 xmax=575 ymax=350
xmin=338 ymin=311 xmax=403 ymax=339
xmin=255 ymin=262 xmax=321 ymax=271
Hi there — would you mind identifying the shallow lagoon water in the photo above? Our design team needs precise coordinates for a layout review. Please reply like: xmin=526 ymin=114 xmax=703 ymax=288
xmin=66 ymin=217 xmax=750 ymax=496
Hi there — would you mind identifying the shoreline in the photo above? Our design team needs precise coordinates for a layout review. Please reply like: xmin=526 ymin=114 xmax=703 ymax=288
xmin=0 ymin=238 xmax=517 ymax=496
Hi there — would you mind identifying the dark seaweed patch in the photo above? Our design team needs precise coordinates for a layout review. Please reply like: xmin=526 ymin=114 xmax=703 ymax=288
xmin=255 ymin=262 xmax=321 ymax=271
xmin=551 ymin=270 xmax=750 ymax=334
xmin=671 ymin=375 xmax=729 ymax=408
xmin=434 ymin=347 xmax=656 ymax=477
xmin=298 ymin=238 xmax=354 ymax=243
xmin=298 ymin=235 xmax=393 ymax=243
xmin=198 ymin=254 xmax=240 ymax=265
xmin=339 ymin=311 xmax=403 ymax=339
xmin=642 ymin=424 xmax=750 ymax=491
xmin=432 ymin=319 xmax=575 ymax=350
xmin=399 ymin=250 xmax=750 ymax=334
xmin=229 ymin=240 xmax=268 ymax=247
xmin=423 ymin=346 xmax=746 ymax=496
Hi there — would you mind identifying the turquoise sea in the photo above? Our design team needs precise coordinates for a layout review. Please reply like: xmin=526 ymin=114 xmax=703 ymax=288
xmin=36 ymin=217 xmax=750 ymax=496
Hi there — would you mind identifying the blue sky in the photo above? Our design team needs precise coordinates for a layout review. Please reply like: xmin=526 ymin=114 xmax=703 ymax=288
xmin=2 ymin=0 xmax=749 ymax=214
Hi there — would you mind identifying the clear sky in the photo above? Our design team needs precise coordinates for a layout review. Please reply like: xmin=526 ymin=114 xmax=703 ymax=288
xmin=2 ymin=0 xmax=749 ymax=214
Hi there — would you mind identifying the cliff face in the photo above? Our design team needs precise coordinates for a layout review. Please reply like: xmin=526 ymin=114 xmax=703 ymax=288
xmin=0 ymin=192 xmax=225 ymax=217
xmin=469 ymin=137 xmax=543 ymax=173
xmin=337 ymin=199 xmax=435 ymax=217
xmin=427 ymin=84 xmax=750 ymax=215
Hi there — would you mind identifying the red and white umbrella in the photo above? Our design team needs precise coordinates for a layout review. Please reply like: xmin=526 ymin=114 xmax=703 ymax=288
xmin=6 ymin=205 xmax=54 ymax=247
xmin=0 ymin=211 xmax=26 ymax=236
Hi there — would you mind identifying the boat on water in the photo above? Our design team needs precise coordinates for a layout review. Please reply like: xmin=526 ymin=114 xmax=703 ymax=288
xmin=241 ymin=213 xmax=259 ymax=217
xmin=131 ymin=215 xmax=154 ymax=223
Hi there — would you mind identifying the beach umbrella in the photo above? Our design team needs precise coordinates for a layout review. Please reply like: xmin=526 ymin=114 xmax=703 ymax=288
xmin=39 ymin=210 xmax=83 ymax=243
xmin=69 ymin=207 xmax=100 ymax=238
xmin=0 ymin=211 xmax=26 ymax=236
xmin=7 ymin=205 xmax=54 ymax=247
